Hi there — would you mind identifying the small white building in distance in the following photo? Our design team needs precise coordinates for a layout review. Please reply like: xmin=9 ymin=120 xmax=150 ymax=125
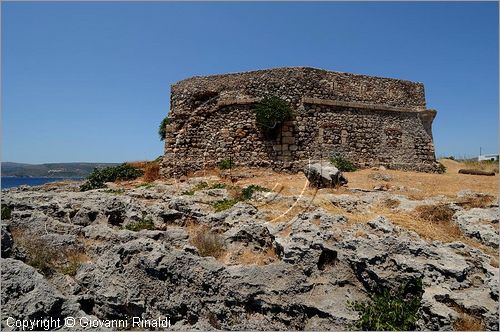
xmin=478 ymin=154 xmax=499 ymax=161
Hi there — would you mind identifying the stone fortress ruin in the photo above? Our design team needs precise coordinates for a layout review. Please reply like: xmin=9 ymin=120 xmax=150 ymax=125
xmin=160 ymin=67 xmax=438 ymax=177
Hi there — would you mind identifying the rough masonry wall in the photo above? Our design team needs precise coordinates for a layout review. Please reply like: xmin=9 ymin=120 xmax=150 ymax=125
xmin=170 ymin=67 xmax=426 ymax=113
xmin=161 ymin=67 xmax=437 ymax=177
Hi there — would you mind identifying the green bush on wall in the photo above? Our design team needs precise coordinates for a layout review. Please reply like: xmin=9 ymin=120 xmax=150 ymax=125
xmin=158 ymin=115 xmax=170 ymax=141
xmin=253 ymin=96 xmax=293 ymax=138
xmin=218 ymin=159 xmax=233 ymax=170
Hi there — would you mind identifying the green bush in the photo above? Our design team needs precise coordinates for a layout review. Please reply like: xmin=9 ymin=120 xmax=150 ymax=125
xmin=80 ymin=163 xmax=143 ymax=191
xmin=254 ymin=96 xmax=293 ymax=130
xmin=2 ymin=205 xmax=12 ymax=220
xmin=240 ymin=184 xmax=271 ymax=200
xmin=218 ymin=159 xmax=233 ymax=170
xmin=349 ymin=278 xmax=423 ymax=331
xmin=125 ymin=213 xmax=155 ymax=231
xmin=212 ymin=199 xmax=239 ymax=212
xmin=330 ymin=155 xmax=358 ymax=172
xmin=158 ymin=115 xmax=170 ymax=141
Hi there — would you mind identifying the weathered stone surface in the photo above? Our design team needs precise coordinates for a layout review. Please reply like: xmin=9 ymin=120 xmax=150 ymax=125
xmin=161 ymin=67 xmax=438 ymax=177
xmin=303 ymin=162 xmax=348 ymax=188
xmin=1 ymin=258 xmax=88 ymax=330
xmin=1 ymin=183 xmax=498 ymax=331
xmin=454 ymin=207 xmax=499 ymax=248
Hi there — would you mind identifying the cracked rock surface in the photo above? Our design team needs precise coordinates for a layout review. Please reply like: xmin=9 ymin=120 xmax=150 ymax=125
xmin=1 ymin=181 xmax=498 ymax=330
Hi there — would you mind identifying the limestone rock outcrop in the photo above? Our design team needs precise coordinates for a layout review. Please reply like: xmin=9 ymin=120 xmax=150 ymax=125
xmin=1 ymin=181 xmax=497 ymax=330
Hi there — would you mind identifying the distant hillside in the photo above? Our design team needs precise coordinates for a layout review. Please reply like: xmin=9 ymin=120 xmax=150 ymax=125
xmin=1 ymin=162 xmax=119 ymax=178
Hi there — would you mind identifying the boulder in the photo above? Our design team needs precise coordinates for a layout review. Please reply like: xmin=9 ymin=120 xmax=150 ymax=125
xmin=458 ymin=169 xmax=495 ymax=176
xmin=1 ymin=258 xmax=88 ymax=329
xmin=303 ymin=162 xmax=347 ymax=188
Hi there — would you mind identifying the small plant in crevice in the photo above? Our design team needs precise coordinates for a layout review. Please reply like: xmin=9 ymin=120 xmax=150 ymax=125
xmin=212 ymin=198 xmax=239 ymax=212
xmin=253 ymin=95 xmax=293 ymax=139
xmin=59 ymin=250 xmax=87 ymax=277
xmin=136 ymin=182 xmax=155 ymax=189
xmin=2 ymin=205 xmax=12 ymax=219
xmin=103 ymin=188 xmax=125 ymax=195
xmin=240 ymin=184 xmax=271 ymax=200
xmin=158 ymin=115 xmax=170 ymax=141
xmin=210 ymin=183 xmax=227 ymax=189
xmin=211 ymin=184 xmax=272 ymax=212
xmin=218 ymin=158 xmax=234 ymax=170
xmin=348 ymin=278 xmax=424 ymax=331
xmin=182 ymin=181 xmax=209 ymax=195
xmin=190 ymin=227 xmax=225 ymax=258
xmin=125 ymin=212 xmax=155 ymax=232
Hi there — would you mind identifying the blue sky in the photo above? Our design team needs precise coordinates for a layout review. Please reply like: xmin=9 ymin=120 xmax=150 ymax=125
xmin=2 ymin=1 xmax=498 ymax=163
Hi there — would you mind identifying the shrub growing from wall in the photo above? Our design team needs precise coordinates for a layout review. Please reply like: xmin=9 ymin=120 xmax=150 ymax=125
xmin=158 ymin=115 xmax=170 ymax=141
xmin=253 ymin=96 xmax=293 ymax=138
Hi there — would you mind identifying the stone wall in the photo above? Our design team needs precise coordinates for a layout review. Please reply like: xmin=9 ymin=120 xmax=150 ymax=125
xmin=161 ymin=67 xmax=438 ymax=177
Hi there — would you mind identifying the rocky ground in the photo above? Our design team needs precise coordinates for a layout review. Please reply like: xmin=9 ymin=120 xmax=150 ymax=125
xmin=1 ymin=166 xmax=499 ymax=331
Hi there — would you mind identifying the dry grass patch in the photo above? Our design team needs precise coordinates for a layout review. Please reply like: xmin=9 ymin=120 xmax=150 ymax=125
xmin=316 ymin=197 xmax=375 ymax=224
xmin=258 ymin=197 xmax=316 ymax=223
xmin=59 ymin=250 xmax=90 ymax=276
xmin=381 ymin=198 xmax=400 ymax=209
xmin=490 ymin=256 xmax=499 ymax=268
xmin=456 ymin=194 xmax=495 ymax=209
xmin=354 ymin=230 xmax=368 ymax=238
xmin=11 ymin=228 xmax=89 ymax=276
xmin=278 ymin=224 xmax=293 ymax=237
xmin=189 ymin=226 xmax=225 ymax=259
xmin=415 ymin=204 xmax=455 ymax=223
xmin=347 ymin=161 xmax=497 ymax=200
xmin=127 ymin=160 xmax=150 ymax=169
xmin=453 ymin=312 xmax=485 ymax=331
xmin=387 ymin=210 xmax=463 ymax=243
xmin=310 ymin=216 xmax=321 ymax=226
xmin=143 ymin=161 xmax=160 ymax=182
xmin=235 ymin=247 xmax=277 ymax=266
xmin=463 ymin=160 xmax=499 ymax=174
